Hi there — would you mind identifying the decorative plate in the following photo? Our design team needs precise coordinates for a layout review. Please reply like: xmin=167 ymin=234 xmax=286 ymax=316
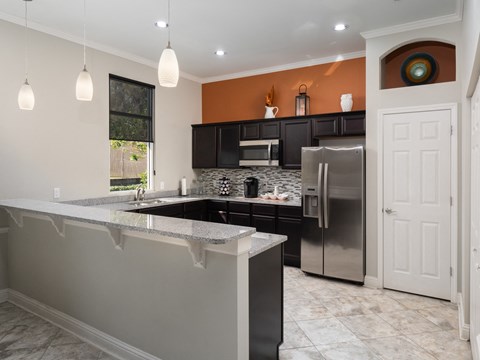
xmin=400 ymin=52 xmax=438 ymax=86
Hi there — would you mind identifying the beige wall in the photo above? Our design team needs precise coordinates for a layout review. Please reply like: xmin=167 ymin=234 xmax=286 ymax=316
xmin=8 ymin=216 xmax=249 ymax=359
xmin=365 ymin=22 xmax=463 ymax=281
xmin=0 ymin=20 xmax=201 ymax=201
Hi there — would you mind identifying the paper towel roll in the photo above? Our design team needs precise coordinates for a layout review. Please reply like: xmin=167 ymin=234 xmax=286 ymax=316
xmin=181 ymin=176 xmax=187 ymax=196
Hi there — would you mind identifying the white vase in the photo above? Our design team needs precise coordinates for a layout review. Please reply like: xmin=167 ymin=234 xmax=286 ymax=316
xmin=340 ymin=94 xmax=353 ymax=112
xmin=264 ymin=106 xmax=279 ymax=118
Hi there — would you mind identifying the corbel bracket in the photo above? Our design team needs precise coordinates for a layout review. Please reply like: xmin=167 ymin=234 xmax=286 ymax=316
xmin=185 ymin=240 xmax=206 ymax=269
xmin=5 ymin=209 xmax=24 ymax=228
xmin=107 ymin=227 xmax=125 ymax=250
xmin=47 ymin=215 xmax=65 ymax=237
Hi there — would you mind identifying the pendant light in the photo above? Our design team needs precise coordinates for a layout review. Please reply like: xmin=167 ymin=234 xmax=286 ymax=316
xmin=158 ymin=0 xmax=179 ymax=87
xmin=76 ymin=0 xmax=93 ymax=101
xmin=18 ymin=0 xmax=35 ymax=111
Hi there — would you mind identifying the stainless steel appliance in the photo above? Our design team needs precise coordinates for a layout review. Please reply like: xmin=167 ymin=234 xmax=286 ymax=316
xmin=239 ymin=139 xmax=280 ymax=167
xmin=244 ymin=177 xmax=259 ymax=198
xmin=301 ymin=146 xmax=365 ymax=282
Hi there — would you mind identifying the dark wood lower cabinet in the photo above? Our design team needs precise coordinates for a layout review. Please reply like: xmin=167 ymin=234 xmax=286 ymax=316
xmin=208 ymin=210 xmax=228 ymax=224
xmin=229 ymin=212 xmax=251 ymax=226
xmin=277 ymin=217 xmax=302 ymax=267
xmin=252 ymin=215 xmax=276 ymax=233
xmin=249 ymin=244 xmax=283 ymax=360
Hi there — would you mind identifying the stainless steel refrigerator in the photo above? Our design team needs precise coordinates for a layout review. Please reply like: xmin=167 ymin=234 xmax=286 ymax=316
xmin=301 ymin=146 xmax=365 ymax=283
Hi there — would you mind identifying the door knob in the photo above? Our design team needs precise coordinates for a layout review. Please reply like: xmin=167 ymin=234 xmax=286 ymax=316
xmin=476 ymin=264 xmax=480 ymax=271
xmin=474 ymin=248 xmax=478 ymax=254
xmin=385 ymin=208 xmax=396 ymax=215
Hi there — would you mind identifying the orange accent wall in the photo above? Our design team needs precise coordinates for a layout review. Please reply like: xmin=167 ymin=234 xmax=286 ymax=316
xmin=202 ymin=57 xmax=366 ymax=123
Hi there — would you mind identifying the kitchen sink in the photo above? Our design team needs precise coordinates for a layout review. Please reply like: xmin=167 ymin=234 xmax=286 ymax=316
xmin=127 ymin=199 xmax=165 ymax=207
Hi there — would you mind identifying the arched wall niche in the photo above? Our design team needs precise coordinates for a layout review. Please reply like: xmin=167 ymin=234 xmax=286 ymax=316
xmin=380 ymin=40 xmax=456 ymax=89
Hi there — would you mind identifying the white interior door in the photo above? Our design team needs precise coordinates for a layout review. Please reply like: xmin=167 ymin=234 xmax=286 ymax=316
xmin=383 ymin=109 xmax=451 ymax=300
xmin=470 ymin=77 xmax=480 ymax=359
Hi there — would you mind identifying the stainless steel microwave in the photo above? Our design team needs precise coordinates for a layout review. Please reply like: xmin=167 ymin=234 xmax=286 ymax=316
xmin=239 ymin=139 xmax=280 ymax=167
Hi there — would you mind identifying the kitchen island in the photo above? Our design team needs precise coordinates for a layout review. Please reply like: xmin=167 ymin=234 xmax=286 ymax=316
xmin=0 ymin=198 xmax=286 ymax=360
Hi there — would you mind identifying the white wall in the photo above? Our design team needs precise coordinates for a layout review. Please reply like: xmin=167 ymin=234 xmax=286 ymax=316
xmin=460 ymin=0 xmax=480 ymax=335
xmin=0 ymin=19 xmax=201 ymax=202
xmin=365 ymin=22 xmax=463 ymax=281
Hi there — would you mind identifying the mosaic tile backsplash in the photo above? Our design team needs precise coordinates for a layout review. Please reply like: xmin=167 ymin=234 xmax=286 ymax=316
xmin=198 ymin=168 xmax=301 ymax=199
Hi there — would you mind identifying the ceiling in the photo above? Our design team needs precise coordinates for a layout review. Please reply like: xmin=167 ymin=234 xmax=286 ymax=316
xmin=0 ymin=0 xmax=461 ymax=82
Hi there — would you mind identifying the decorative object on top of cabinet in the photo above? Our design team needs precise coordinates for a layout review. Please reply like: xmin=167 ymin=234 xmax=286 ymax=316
xmin=265 ymin=85 xmax=275 ymax=107
xmin=400 ymin=52 xmax=438 ymax=86
xmin=296 ymin=84 xmax=310 ymax=116
xmin=219 ymin=177 xmax=231 ymax=196
xmin=340 ymin=93 xmax=353 ymax=112
xmin=264 ymin=106 xmax=279 ymax=119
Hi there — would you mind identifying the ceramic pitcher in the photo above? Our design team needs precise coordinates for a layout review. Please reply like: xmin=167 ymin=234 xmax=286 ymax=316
xmin=264 ymin=106 xmax=279 ymax=119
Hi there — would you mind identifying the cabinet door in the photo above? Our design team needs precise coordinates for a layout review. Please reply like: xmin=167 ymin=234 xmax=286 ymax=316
xmin=281 ymin=119 xmax=311 ymax=169
xmin=341 ymin=113 xmax=366 ymax=135
xmin=261 ymin=122 xmax=280 ymax=139
xmin=229 ymin=212 xmax=251 ymax=226
xmin=208 ymin=210 xmax=228 ymax=224
xmin=217 ymin=125 xmax=240 ymax=168
xmin=312 ymin=116 xmax=339 ymax=137
xmin=192 ymin=126 xmax=217 ymax=168
xmin=139 ymin=204 xmax=184 ymax=218
xmin=252 ymin=215 xmax=276 ymax=233
xmin=277 ymin=217 xmax=302 ymax=267
xmin=241 ymin=123 xmax=260 ymax=140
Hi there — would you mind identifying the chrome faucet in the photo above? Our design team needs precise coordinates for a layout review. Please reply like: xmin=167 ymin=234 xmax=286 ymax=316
xmin=135 ymin=186 xmax=145 ymax=201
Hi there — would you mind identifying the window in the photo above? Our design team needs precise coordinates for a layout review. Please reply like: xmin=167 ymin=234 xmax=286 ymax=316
xmin=109 ymin=75 xmax=155 ymax=192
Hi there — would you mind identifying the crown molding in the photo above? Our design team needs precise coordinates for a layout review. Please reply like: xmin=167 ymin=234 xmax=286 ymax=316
xmin=201 ymin=50 xmax=366 ymax=84
xmin=361 ymin=0 xmax=463 ymax=40
xmin=0 ymin=12 xmax=202 ymax=84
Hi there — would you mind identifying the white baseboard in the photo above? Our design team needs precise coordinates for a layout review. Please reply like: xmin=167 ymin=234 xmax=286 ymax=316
xmin=0 ymin=289 xmax=7 ymax=303
xmin=457 ymin=292 xmax=470 ymax=341
xmin=7 ymin=289 xmax=162 ymax=360
xmin=364 ymin=275 xmax=379 ymax=289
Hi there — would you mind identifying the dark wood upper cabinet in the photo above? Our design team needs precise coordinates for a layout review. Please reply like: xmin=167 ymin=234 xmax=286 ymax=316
xmin=241 ymin=123 xmax=261 ymax=140
xmin=312 ymin=116 xmax=339 ymax=137
xmin=261 ymin=122 xmax=280 ymax=139
xmin=192 ymin=126 xmax=216 ymax=168
xmin=341 ymin=113 xmax=366 ymax=135
xmin=240 ymin=121 xmax=280 ymax=140
xmin=217 ymin=124 xmax=240 ymax=168
xmin=281 ymin=119 xmax=311 ymax=169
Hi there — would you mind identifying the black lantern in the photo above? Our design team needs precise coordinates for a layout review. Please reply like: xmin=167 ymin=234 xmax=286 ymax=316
xmin=295 ymin=84 xmax=310 ymax=116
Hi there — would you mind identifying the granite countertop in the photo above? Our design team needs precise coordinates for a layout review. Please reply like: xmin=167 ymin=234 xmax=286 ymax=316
xmin=249 ymin=232 xmax=287 ymax=258
xmin=87 ymin=194 xmax=301 ymax=212
xmin=0 ymin=199 xmax=255 ymax=245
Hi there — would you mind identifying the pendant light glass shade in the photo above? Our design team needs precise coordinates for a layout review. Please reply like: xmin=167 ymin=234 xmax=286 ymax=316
xmin=158 ymin=44 xmax=179 ymax=87
xmin=18 ymin=80 xmax=35 ymax=110
xmin=76 ymin=66 xmax=93 ymax=101
xmin=76 ymin=0 xmax=93 ymax=101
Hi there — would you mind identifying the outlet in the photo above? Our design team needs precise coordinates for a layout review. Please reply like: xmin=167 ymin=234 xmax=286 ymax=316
xmin=53 ymin=187 xmax=61 ymax=199
xmin=160 ymin=181 xmax=165 ymax=190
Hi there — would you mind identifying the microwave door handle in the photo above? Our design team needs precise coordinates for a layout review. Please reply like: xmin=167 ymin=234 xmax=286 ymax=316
xmin=324 ymin=163 xmax=329 ymax=228
xmin=267 ymin=141 xmax=272 ymax=163
xmin=318 ymin=163 xmax=323 ymax=228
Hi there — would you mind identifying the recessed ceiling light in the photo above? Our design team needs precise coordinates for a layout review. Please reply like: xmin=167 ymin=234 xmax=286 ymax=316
xmin=334 ymin=24 xmax=349 ymax=31
xmin=215 ymin=50 xmax=226 ymax=56
xmin=154 ymin=20 xmax=168 ymax=28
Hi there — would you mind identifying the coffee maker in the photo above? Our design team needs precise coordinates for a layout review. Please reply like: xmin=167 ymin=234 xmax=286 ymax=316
xmin=243 ymin=177 xmax=259 ymax=198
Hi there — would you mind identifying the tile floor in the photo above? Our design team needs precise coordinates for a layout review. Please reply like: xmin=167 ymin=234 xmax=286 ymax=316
xmin=0 ymin=302 xmax=115 ymax=360
xmin=0 ymin=267 xmax=473 ymax=360
xmin=281 ymin=266 xmax=472 ymax=360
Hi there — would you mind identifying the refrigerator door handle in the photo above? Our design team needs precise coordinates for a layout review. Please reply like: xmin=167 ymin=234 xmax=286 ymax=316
xmin=324 ymin=163 xmax=329 ymax=228
xmin=318 ymin=163 xmax=323 ymax=228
